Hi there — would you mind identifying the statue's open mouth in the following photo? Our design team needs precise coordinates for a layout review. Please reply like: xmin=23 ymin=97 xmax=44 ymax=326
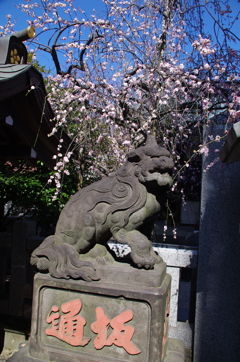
xmin=157 ymin=172 xmax=173 ymax=186
xmin=149 ymin=167 xmax=172 ymax=174
xmin=145 ymin=169 xmax=173 ymax=186
xmin=149 ymin=165 xmax=173 ymax=177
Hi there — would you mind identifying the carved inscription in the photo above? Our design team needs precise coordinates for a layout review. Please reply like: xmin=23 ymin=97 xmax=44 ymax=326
xmin=91 ymin=307 xmax=140 ymax=354
xmin=45 ymin=298 xmax=141 ymax=355
xmin=46 ymin=299 xmax=90 ymax=346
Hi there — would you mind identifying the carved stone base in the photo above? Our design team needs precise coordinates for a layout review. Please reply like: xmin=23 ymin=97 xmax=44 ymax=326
xmin=8 ymin=261 xmax=185 ymax=362
xmin=7 ymin=337 xmax=185 ymax=362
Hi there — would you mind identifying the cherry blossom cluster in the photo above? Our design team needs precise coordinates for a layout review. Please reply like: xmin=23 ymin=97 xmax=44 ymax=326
xmin=3 ymin=0 xmax=240 ymax=210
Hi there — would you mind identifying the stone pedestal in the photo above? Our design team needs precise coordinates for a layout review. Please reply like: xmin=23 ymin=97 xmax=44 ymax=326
xmin=8 ymin=261 xmax=185 ymax=362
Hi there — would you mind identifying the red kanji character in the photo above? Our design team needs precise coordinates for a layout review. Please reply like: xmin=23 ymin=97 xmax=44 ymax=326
xmin=91 ymin=307 xmax=141 ymax=355
xmin=46 ymin=299 xmax=90 ymax=346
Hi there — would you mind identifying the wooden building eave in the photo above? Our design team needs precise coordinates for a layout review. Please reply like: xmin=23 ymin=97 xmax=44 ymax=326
xmin=0 ymin=64 xmax=75 ymax=169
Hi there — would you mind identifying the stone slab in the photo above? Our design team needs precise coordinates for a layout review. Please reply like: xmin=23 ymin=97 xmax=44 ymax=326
xmin=166 ymin=266 xmax=180 ymax=327
xmin=94 ymin=260 xmax=167 ymax=287
xmin=7 ymin=338 xmax=186 ymax=362
xmin=164 ymin=338 xmax=185 ymax=362
xmin=30 ymin=272 xmax=170 ymax=362
xmin=6 ymin=345 xmax=36 ymax=362
xmin=169 ymin=322 xmax=193 ymax=349
xmin=2 ymin=329 xmax=28 ymax=353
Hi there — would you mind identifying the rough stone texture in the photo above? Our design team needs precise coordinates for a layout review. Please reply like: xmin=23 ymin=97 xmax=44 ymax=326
xmin=6 ymin=253 xmax=185 ymax=362
xmin=7 ymin=265 xmax=185 ymax=362
xmin=166 ymin=266 xmax=180 ymax=327
xmin=168 ymin=322 xmax=193 ymax=350
xmin=8 ymin=260 xmax=176 ymax=362
xmin=109 ymin=241 xmax=197 ymax=330
xmin=164 ymin=338 xmax=185 ymax=362
xmin=220 ymin=120 xmax=240 ymax=164
xmin=7 ymin=338 xmax=186 ymax=362
xmin=155 ymin=245 xmax=197 ymax=268
xmin=30 ymin=269 xmax=170 ymax=362
xmin=193 ymin=122 xmax=240 ymax=362
xmin=2 ymin=329 xmax=27 ymax=354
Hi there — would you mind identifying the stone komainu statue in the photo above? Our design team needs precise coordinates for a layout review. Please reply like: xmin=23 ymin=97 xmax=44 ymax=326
xmin=31 ymin=135 xmax=174 ymax=281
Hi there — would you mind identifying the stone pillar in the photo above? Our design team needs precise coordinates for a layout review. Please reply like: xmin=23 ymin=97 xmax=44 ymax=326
xmin=193 ymin=122 xmax=240 ymax=361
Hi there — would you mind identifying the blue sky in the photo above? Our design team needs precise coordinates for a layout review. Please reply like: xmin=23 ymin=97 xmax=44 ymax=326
xmin=0 ymin=0 xmax=106 ymax=69
xmin=0 ymin=0 xmax=239 ymax=72
xmin=1 ymin=0 xmax=240 ymax=33
xmin=0 ymin=0 xmax=26 ymax=29
xmin=0 ymin=0 xmax=106 ymax=29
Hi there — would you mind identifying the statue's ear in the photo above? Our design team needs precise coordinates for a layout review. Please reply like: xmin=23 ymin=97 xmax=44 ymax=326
xmin=127 ymin=151 xmax=141 ymax=163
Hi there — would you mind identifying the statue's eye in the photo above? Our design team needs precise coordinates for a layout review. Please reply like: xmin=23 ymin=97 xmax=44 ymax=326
xmin=159 ymin=157 xmax=167 ymax=163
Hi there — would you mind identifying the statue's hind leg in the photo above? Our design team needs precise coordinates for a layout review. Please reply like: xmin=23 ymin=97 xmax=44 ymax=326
xmin=73 ymin=213 xmax=96 ymax=253
xmin=55 ymin=213 xmax=96 ymax=253
xmin=30 ymin=213 xmax=99 ymax=281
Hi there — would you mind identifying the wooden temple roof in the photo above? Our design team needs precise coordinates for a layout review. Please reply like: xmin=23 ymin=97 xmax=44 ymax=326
xmin=0 ymin=63 xmax=74 ymax=169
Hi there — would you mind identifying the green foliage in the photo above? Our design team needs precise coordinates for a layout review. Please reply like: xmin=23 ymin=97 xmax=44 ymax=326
xmin=0 ymin=161 xmax=78 ymax=232
xmin=27 ymin=52 xmax=50 ymax=76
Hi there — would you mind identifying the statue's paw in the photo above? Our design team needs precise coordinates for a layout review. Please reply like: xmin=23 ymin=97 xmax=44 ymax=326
xmin=153 ymin=253 xmax=163 ymax=264
xmin=137 ymin=261 xmax=154 ymax=270
xmin=131 ymin=254 xmax=155 ymax=270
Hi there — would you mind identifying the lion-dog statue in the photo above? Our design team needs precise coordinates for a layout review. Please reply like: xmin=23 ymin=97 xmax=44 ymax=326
xmin=31 ymin=135 xmax=174 ymax=281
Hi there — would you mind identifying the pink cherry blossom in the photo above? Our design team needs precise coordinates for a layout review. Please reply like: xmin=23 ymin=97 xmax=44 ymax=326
xmin=3 ymin=0 xmax=238 ymax=202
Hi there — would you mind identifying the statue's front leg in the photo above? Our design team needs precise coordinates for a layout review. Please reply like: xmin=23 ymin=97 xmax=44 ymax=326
xmin=111 ymin=228 xmax=160 ymax=269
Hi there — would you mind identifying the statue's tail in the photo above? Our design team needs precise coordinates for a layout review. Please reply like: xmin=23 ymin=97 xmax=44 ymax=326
xmin=30 ymin=236 xmax=100 ymax=281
